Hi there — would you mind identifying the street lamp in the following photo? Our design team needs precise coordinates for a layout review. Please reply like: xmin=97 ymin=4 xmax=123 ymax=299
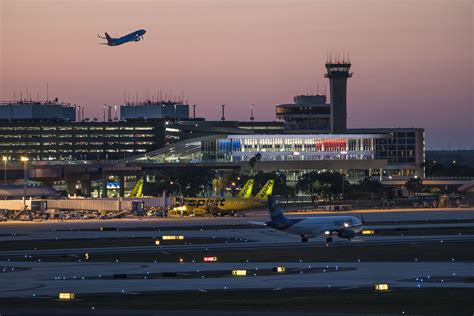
xmin=103 ymin=104 xmax=107 ymax=122
xmin=2 ymin=156 xmax=7 ymax=185
xmin=20 ymin=156 xmax=29 ymax=210
xmin=341 ymin=173 xmax=345 ymax=201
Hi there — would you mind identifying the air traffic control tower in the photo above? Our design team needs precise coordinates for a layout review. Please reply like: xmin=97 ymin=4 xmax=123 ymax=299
xmin=325 ymin=58 xmax=353 ymax=133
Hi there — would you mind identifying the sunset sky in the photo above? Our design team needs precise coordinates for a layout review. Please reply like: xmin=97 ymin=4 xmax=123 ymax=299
xmin=1 ymin=0 xmax=472 ymax=149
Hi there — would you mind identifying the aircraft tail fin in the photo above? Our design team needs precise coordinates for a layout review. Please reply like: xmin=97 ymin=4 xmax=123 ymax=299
xmin=129 ymin=178 xmax=143 ymax=198
xmin=236 ymin=179 xmax=254 ymax=198
xmin=256 ymin=180 xmax=274 ymax=200
xmin=105 ymin=32 xmax=113 ymax=44
xmin=267 ymin=195 xmax=287 ymax=222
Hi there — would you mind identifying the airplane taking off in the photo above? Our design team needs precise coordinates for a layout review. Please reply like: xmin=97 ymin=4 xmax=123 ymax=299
xmin=264 ymin=195 xmax=363 ymax=243
xmin=98 ymin=29 xmax=146 ymax=46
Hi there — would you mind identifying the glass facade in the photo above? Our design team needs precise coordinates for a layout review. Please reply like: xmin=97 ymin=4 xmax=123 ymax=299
xmin=276 ymin=94 xmax=332 ymax=131
xmin=201 ymin=134 xmax=382 ymax=162
xmin=349 ymin=128 xmax=424 ymax=177
xmin=374 ymin=132 xmax=417 ymax=163
xmin=0 ymin=121 xmax=164 ymax=161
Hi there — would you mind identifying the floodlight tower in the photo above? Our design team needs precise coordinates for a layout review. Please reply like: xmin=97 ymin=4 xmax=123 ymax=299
xmin=325 ymin=55 xmax=353 ymax=133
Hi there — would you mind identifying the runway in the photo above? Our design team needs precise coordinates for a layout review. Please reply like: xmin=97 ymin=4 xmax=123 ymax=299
xmin=1 ymin=234 xmax=474 ymax=258
xmin=0 ymin=260 xmax=473 ymax=298
xmin=1 ymin=207 xmax=473 ymax=299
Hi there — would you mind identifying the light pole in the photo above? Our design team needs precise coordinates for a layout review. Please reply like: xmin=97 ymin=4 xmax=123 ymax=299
xmin=221 ymin=104 xmax=226 ymax=121
xmin=341 ymin=173 xmax=345 ymax=202
xmin=249 ymin=104 xmax=255 ymax=121
xmin=249 ymin=104 xmax=255 ymax=131
xmin=2 ymin=156 xmax=7 ymax=185
xmin=20 ymin=156 xmax=29 ymax=210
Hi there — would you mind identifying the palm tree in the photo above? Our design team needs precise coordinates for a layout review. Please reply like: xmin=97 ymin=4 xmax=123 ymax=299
xmin=249 ymin=153 xmax=262 ymax=174
xmin=255 ymin=152 xmax=262 ymax=172
xmin=405 ymin=177 xmax=422 ymax=197
xmin=249 ymin=156 xmax=257 ymax=170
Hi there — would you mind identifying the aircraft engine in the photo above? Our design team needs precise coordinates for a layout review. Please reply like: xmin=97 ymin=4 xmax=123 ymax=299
xmin=135 ymin=37 xmax=141 ymax=42
xmin=338 ymin=230 xmax=356 ymax=240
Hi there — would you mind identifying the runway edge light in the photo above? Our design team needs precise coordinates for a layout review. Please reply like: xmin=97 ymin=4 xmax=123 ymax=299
xmin=59 ymin=292 xmax=76 ymax=300
xmin=203 ymin=256 xmax=218 ymax=262
xmin=155 ymin=240 xmax=161 ymax=245
xmin=232 ymin=270 xmax=247 ymax=276
xmin=374 ymin=284 xmax=390 ymax=291
xmin=162 ymin=235 xmax=185 ymax=240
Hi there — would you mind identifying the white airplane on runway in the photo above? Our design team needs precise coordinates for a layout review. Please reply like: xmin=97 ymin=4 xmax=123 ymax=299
xmin=262 ymin=195 xmax=364 ymax=243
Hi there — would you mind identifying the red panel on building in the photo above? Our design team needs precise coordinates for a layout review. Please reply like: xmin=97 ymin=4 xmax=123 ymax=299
xmin=315 ymin=139 xmax=347 ymax=152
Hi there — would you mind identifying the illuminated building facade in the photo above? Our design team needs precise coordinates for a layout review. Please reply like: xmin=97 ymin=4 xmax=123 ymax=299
xmin=0 ymin=101 xmax=76 ymax=121
xmin=206 ymin=134 xmax=381 ymax=162
xmin=0 ymin=59 xmax=426 ymax=191
xmin=137 ymin=130 xmax=424 ymax=180
xmin=0 ymin=120 xmax=164 ymax=161
xmin=276 ymin=95 xmax=331 ymax=131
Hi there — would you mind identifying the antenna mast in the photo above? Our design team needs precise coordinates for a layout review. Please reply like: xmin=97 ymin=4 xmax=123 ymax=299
xmin=221 ymin=104 xmax=226 ymax=121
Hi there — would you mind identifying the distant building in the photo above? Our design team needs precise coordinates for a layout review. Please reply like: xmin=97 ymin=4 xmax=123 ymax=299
xmin=163 ymin=120 xmax=285 ymax=144
xmin=120 ymin=101 xmax=189 ymax=120
xmin=0 ymin=59 xmax=427 ymax=193
xmin=0 ymin=101 xmax=76 ymax=121
xmin=133 ymin=131 xmax=424 ymax=182
xmin=458 ymin=181 xmax=474 ymax=205
xmin=276 ymin=59 xmax=352 ymax=134
xmin=348 ymin=128 xmax=425 ymax=177
xmin=276 ymin=95 xmax=331 ymax=132
xmin=0 ymin=120 xmax=164 ymax=161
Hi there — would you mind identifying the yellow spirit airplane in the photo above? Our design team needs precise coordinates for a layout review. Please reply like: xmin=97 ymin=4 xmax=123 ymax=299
xmin=171 ymin=179 xmax=274 ymax=216
xmin=235 ymin=179 xmax=254 ymax=198
xmin=128 ymin=178 xmax=144 ymax=198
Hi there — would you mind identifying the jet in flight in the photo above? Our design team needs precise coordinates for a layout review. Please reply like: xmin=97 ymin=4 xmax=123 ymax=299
xmin=264 ymin=195 xmax=363 ymax=243
xmin=98 ymin=29 xmax=146 ymax=46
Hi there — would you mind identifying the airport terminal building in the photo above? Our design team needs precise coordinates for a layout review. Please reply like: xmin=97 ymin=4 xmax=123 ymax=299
xmin=0 ymin=118 xmax=164 ymax=161
xmin=134 ymin=130 xmax=424 ymax=183
xmin=0 ymin=59 xmax=425 ymax=194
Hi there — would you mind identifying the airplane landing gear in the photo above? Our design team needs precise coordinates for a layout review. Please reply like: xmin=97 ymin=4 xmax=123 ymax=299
xmin=326 ymin=237 xmax=333 ymax=243
xmin=301 ymin=236 xmax=309 ymax=243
